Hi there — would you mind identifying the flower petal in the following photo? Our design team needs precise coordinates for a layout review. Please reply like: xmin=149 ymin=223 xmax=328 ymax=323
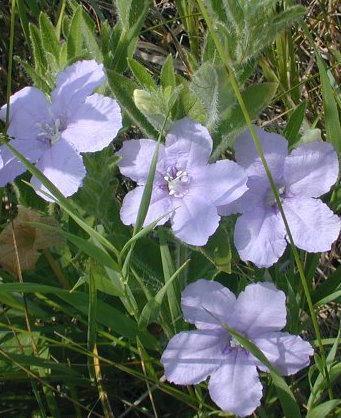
xmin=120 ymin=186 xmax=172 ymax=227
xmin=1 ymin=87 xmax=50 ymax=140
xmin=62 ymin=93 xmax=122 ymax=153
xmin=171 ymin=193 xmax=220 ymax=246
xmin=282 ymin=197 xmax=340 ymax=252
xmin=253 ymin=331 xmax=313 ymax=375
xmin=231 ymin=283 xmax=287 ymax=337
xmin=235 ymin=126 xmax=288 ymax=180
xmin=31 ymin=139 xmax=86 ymax=201
xmin=0 ymin=139 xmax=46 ymax=187
xmin=192 ymin=160 xmax=248 ymax=206
xmin=219 ymin=175 xmax=268 ymax=216
xmin=208 ymin=349 xmax=263 ymax=417
xmin=181 ymin=279 xmax=236 ymax=329
xmin=51 ymin=60 xmax=105 ymax=112
xmin=234 ymin=205 xmax=287 ymax=267
xmin=284 ymin=141 xmax=339 ymax=198
xmin=164 ymin=118 xmax=212 ymax=170
xmin=161 ymin=330 xmax=227 ymax=385
xmin=117 ymin=139 xmax=166 ymax=185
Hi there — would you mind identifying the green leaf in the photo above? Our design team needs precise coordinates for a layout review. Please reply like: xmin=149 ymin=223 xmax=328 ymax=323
xmin=116 ymin=0 xmax=150 ymax=30
xmin=107 ymin=70 xmax=158 ymax=138
xmin=128 ymin=58 xmax=156 ymax=91
xmin=300 ymin=127 xmax=322 ymax=144
xmin=138 ymin=260 xmax=189 ymax=329
xmin=161 ymin=54 xmax=176 ymax=88
xmin=176 ymin=78 xmax=205 ymax=122
xmin=308 ymin=326 xmax=340 ymax=408
xmin=109 ymin=0 xmax=150 ymax=72
xmin=134 ymin=143 xmax=161 ymax=234
xmin=89 ymin=265 xmax=123 ymax=297
xmin=273 ymin=6 xmax=306 ymax=34
xmin=190 ymin=62 xmax=219 ymax=129
xmin=58 ymin=42 xmax=68 ymax=67
xmin=67 ymin=6 xmax=83 ymax=59
xmin=16 ymin=0 xmax=30 ymax=45
xmin=0 ymin=292 xmax=49 ymax=319
xmin=29 ymin=23 xmax=47 ymax=72
xmin=29 ymin=221 xmax=121 ymax=274
xmin=213 ymin=82 xmax=278 ymax=158
xmin=133 ymin=86 xmax=182 ymax=131
xmin=229 ymin=82 xmax=278 ymax=131
xmin=199 ymin=219 xmax=233 ymax=274
xmin=0 ymin=283 xmax=157 ymax=349
xmin=39 ymin=13 xmax=60 ymax=62
xmin=284 ymin=101 xmax=306 ymax=147
xmin=0 ymin=350 xmax=82 ymax=379
xmin=316 ymin=54 xmax=341 ymax=152
xmin=315 ymin=290 xmax=341 ymax=306
xmin=120 ymin=213 xmax=170 ymax=258
xmin=115 ymin=0 xmax=133 ymax=30
xmin=159 ymin=229 xmax=181 ymax=332
xmin=312 ymin=266 xmax=341 ymax=306
xmin=15 ymin=58 xmax=52 ymax=92
xmin=222 ymin=0 xmax=244 ymax=29
xmin=74 ymin=9 xmax=102 ymax=61
xmin=307 ymin=400 xmax=341 ymax=418
xmin=75 ymin=148 xmax=120 ymax=224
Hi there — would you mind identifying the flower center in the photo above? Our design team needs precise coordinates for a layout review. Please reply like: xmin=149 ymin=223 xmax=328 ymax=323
xmin=265 ymin=185 xmax=286 ymax=208
xmin=229 ymin=336 xmax=242 ymax=349
xmin=222 ymin=335 xmax=244 ymax=354
xmin=37 ymin=118 xmax=65 ymax=145
xmin=163 ymin=166 xmax=190 ymax=197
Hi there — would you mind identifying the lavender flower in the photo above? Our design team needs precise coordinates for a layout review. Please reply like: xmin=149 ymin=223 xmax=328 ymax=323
xmin=118 ymin=118 xmax=247 ymax=246
xmin=0 ymin=60 xmax=122 ymax=200
xmin=219 ymin=127 xmax=340 ymax=267
xmin=161 ymin=279 xmax=313 ymax=417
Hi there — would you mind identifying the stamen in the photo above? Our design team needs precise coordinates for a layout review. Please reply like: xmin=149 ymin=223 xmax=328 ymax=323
xmin=230 ymin=336 xmax=242 ymax=349
xmin=37 ymin=118 xmax=64 ymax=145
xmin=265 ymin=185 xmax=285 ymax=208
xmin=164 ymin=166 xmax=190 ymax=197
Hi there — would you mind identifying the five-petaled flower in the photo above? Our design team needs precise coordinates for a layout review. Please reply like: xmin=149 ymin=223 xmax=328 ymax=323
xmin=161 ymin=279 xmax=313 ymax=417
xmin=0 ymin=60 xmax=122 ymax=200
xmin=117 ymin=117 xmax=248 ymax=246
xmin=219 ymin=127 xmax=341 ymax=267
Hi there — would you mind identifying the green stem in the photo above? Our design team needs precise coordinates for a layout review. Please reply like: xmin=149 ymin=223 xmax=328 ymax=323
xmin=158 ymin=229 xmax=180 ymax=334
xmin=196 ymin=0 xmax=332 ymax=400
xmin=119 ymin=112 xmax=171 ymax=312
xmin=6 ymin=0 xmax=16 ymax=128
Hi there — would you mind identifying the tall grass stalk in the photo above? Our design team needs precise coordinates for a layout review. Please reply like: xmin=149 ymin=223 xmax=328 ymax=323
xmin=196 ymin=0 xmax=333 ymax=400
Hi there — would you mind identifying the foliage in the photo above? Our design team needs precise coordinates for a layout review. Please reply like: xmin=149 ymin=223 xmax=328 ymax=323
xmin=0 ymin=0 xmax=340 ymax=417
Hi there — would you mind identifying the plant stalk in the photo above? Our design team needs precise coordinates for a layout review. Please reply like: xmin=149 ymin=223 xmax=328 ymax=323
xmin=196 ymin=0 xmax=332 ymax=399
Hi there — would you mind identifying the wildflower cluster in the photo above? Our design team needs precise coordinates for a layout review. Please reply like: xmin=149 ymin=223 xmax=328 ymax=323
xmin=1 ymin=60 xmax=340 ymax=417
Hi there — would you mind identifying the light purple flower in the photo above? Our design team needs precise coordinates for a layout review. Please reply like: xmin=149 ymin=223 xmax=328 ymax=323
xmin=117 ymin=118 xmax=248 ymax=246
xmin=0 ymin=60 xmax=122 ymax=200
xmin=219 ymin=127 xmax=340 ymax=267
xmin=161 ymin=279 xmax=313 ymax=417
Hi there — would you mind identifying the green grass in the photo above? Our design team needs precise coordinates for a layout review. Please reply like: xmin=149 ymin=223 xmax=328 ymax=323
xmin=0 ymin=1 xmax=340 ymax=417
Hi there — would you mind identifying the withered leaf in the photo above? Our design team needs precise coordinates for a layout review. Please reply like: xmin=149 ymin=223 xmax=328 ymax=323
xmin=0 ymin=206 xmax=64 ymax=275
